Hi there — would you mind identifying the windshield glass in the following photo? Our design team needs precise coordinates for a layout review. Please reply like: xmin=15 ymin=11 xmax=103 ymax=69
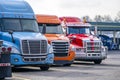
xmin=2 ymin=19 xmax=39 ymax=32
xmin=68 ymin=27 xmax=90 ymax=34
xmin=38 ymin=24 xmax=64 ymax=34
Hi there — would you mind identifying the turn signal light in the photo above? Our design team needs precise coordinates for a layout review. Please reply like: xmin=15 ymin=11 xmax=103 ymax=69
xmin=7 ymin=47 xmax=12 ymax=52
xmin=2 ymin=47 xmax=6 ymax=52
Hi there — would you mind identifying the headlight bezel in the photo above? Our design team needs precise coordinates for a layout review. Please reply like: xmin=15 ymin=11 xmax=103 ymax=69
xmin=48 ymin=44 xmax=53 ymax=54
xmin=11 ymin=47 xmax=20 ymax=54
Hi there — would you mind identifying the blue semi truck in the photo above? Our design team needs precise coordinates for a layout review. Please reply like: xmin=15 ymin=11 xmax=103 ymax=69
xmin=0 ymin=0 xmax=54 ymax=70
xmin=98 ymin=35 xmax=119 ymax=50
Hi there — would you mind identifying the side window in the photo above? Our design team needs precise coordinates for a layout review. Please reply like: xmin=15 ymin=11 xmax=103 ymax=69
xmin=38 ymin=24 xmax=43 ymax=33
xmin=3 ymin=19 xmax=21 ymax=31
xmin=39 ymin=26 xmax=43 ymax=33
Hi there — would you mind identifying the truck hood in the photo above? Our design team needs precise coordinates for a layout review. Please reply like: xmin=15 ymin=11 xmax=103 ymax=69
xmin=0 ymin=32 xmax=47 ymax=52
xmin=69 ymin=34 xmax=99 ymax=41
xmin=15 ymin=32 xmax=46 ymax=40
xmin=68 ymin=34 xmax=100 ymax=47
xmin=44 ymin=34 xmax=69 ymax=43
xmin=2 ymin=32 xmax=46 ymax=40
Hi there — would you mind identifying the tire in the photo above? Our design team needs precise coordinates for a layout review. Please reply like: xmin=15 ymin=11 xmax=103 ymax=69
xmin=40 ymin=66 xmax=50 ymax=71
xmin=63 ymin=64 xmax=72 ymax=66
xmin=0 ymin=77 xmax=5 ymax=80
xmin=94 ymin=60 xmax=102 ymax=64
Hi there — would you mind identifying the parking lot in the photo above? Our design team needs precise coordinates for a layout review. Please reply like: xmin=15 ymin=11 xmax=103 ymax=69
xmin=5 ymin=50 xmax=120 ymax=80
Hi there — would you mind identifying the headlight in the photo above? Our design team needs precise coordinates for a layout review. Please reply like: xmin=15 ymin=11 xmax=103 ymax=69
xmin=11 ymin=47 xmax=20 ymax=53
xmin=72 ymin=35 xmax=76 ymax=39
xmin=76 ymin=48 xmax=85 ymax=52
xmin=101 ymin=46 xmax=106 ymax=52
xmin=101 ymin=42 xmax=103 ymax=46
xmin=48 ymin=45 xmax=53 ymax=53
xmin=84 ymin=41 xmax=87 ymax=47
xmin=71 ymin=46 xmax=76 ymax=51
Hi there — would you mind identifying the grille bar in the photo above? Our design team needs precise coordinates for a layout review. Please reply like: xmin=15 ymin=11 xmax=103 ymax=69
xmin=21 ymin=40 xmax=47 ymax=55
xmin=52 ymin=41 xmax=69 ymax=57
xmin=86 ymin=41 xmax=101 ymax=53
xmin=23 ymin=57 xmax=46 ymax=62
xmin=41 ymin=40 xmax=47 ymax=53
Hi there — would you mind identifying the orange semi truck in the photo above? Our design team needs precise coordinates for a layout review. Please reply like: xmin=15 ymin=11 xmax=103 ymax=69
xmin=36 ymin=14 xmax=75 ymax=66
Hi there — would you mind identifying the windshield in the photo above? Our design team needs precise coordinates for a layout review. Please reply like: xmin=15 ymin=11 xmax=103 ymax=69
xmin=1 ymin=19 xmax=39 ymax=32
xmin=68 ymin=27 xmax=90 ymax=34
xmin=38 ymin=24 xmax=64 ymax=34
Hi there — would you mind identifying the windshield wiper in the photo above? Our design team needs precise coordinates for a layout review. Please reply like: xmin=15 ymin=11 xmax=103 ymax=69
xmin=23 ymin=29 xmax=35 ymax=32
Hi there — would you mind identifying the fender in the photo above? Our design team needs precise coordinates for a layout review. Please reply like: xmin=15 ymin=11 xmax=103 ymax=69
xmin=3 ymin=40 xmax=20 ymax=53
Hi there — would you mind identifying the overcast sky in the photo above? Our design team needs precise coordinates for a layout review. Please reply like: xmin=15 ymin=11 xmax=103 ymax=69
xmin=25 ymin=0 xmax=120 ymax=19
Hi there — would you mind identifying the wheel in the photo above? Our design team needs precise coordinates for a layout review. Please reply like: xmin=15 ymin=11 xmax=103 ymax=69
xmin=94 ymin=60 xmax=102 ymax=64
xmin=63 ymin=64 xmax=72 ymax=66
xmin=40 ymin=66 xmax=50 ymax=71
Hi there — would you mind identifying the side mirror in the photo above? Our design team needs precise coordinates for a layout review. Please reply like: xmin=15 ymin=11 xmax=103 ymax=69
xmin=98 ymin=37 xmax=102 ymax=40
xmin=0 ymin=40 xmax=3 ymax=47
xmin=63 ymin=27 xmax=69 ymax=36
xmin=42 ymin=24 xmax=46 ymax=34
xmin=91 ymin=31 xmax=95 ymax=35
xmin=0 ymin=23 xmax=2 ymax=31
xmin=8 ymin=30 xmax=13 ymax=35
xmin=8 ymin=30 xmax=15 ymax=43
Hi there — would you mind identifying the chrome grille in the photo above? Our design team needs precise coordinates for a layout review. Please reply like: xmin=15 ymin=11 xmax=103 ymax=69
xmin=29 ymin=40 xmax=40 ymax=54
xmin=23 ymin=58 xmax=46 ymax=62
xmin=52 ymin=41 xmax=69 ymax=57
xmin=86 ymin=41 xmax=101 ymax=53
xmin=41 ymin=40 xmax=47 ymax=53
xmin=22 ymin=40 xmax=47 ymax=55
xmin=23 ymin=55 xmax=46 ymax=62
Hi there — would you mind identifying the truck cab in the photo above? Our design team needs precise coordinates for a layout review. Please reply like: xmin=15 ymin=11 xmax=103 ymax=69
xmin=60 ymin=17 xmax=107 ymax=64
xmin=98 ymin=35 xmax=119 ymax=50
xmin=36 ymin=14 xmax=75 ymax=66
xmin=0 ymin=0 xmax=54 ymax=70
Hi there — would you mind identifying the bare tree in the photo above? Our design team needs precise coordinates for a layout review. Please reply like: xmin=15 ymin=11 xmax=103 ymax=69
xmin=94 ymin=15 xmax=113 ymax=22
xmin=94 ymin=15 xmax=104 ymax=22
xmin=114 ymin=11 xmax=120 ymax=22
xmin=103 ymin=15 xmax=113 ymax=22
xmin=82 ymin=16 xmax=92 ymax=22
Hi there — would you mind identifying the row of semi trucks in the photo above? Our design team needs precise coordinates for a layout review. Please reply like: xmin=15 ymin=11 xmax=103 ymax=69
xmin=0 ymin=0 xmax=107 ymax=71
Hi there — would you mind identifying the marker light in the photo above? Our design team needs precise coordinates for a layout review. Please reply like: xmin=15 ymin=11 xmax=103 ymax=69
xmin=2 ymin=47 xmax=6 ymax=52
xmin=7 ymin=47 xmax=12 ymax=52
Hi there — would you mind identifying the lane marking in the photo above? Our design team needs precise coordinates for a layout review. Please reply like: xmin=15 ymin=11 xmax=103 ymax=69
xmin=12 ymin=76 xmax=31 ymax=80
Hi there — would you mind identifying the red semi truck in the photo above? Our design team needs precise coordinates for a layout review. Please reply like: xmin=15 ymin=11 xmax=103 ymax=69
xmin=59 ymin=17 xmax=107 ymax=64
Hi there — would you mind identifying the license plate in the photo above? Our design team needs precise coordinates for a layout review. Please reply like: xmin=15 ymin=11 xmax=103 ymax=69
xmin=76 ymin=51 xmax=84 ymax=54
xmin=75 ymin=52 xmax=86 ymax=57
xmin=0 ymin=63 xmax=11 ymax=67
